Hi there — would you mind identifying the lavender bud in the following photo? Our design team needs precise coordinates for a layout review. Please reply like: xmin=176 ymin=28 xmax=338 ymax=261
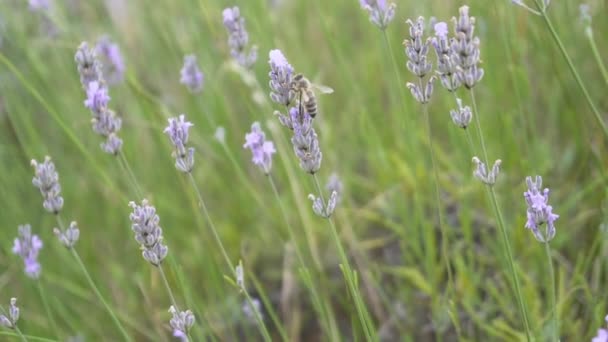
xmin=406 ymin=77 xmax=435 ymax=104
xmin=432 ymin=22 xmax=461 ymax=92
xmin=0 ymin=298 xmax=19 ymax=329
xmin=96 ymin=36 xmax=125 ymax=85
xmin=268 ymin=49 xmax=295 ymax=106
xmin=164 ymin=114 xmax=195 ymax=173
xmin=580 ymin=4 xmax=593 ymax=38
xmin=169 ymin=306 xmax=195 ymax=340
xmin=359 ymin=0 xmax=396 ymax=30
xmin=243 ymin=122 xmax=276 ymax=174
xmin=524 ymin=176 xmax=559 ymax=243
xmin=75 ymin=42 xmax=103 ymax=89
xmin=404 ymin=17 xmax=432 ymax=78
xmin=12 ymin=224 xmax=43 ymax=279
xmin=223 ymin=6 xmax=257 ymax=68
xmin=308 ymin=190 xmax=338 ymax=219
xmin=101 ymin=132 xmax=123 ymax=155
xmin=450 ymin=98 xmax=472 ymax=128
xmin=472 ymin=156 xmax=501 ymax=185
xmin=326 ymin=173 xmax=343 ymax=205
xmin=451 ymin=6 xmax=484 ymax=89
xmin=235 ymin=262 xmax=244 ymax=290
xmin=214 ymin=126 xmax=226 ymax=144
xmin=180 ymin=54 xmax=204 ymax=93
xmin=31 ymin=156 xmax=64 ymax=214
xmin=53 ymin=221 xmax=80 ymax=248
xmin=129 ymin=200 xmax=168 ymax=266
xmin=84 ymin=81 xmax=110 ymax=115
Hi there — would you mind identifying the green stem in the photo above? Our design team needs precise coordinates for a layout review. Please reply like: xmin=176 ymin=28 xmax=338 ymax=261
xmin=36 ymin=280 xmax=60 ymax=340
xmin=488 ymin=187 xmax=532 ymax=341
xmin=533 ymin=2 xmax=608 ymax=139
xmin=187 ymin=173 xmax=272 ymax=342
xmin=118 ymin=152 xmax=144 ymax=199
xmin=312 ymin=174 xmax=377 ymax=341
xmin=14 ymin=326 xmax=28 ymax=342
xmin=382 ymin=30 xmax=410 ymax=135
xmin=585 ymin=31 xmax=608 ymax=87
xmin=544 ymin=241 xmax=558 ymax=341
xmin=0 ymin=331 xmax=57 ymax=342
xmin=470 ymin=90 xmax=489 ymax=164
xmin=158 ymin=264 xmax=178 ymax=309
xmin=55 ymin=217 xmax=132 ymax=342
xmin=421 ymin=79 xmax=454 ymax=295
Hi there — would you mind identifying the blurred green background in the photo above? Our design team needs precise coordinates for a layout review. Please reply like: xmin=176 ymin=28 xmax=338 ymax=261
xmin=1 ymin=0 xmax=607 ymax=340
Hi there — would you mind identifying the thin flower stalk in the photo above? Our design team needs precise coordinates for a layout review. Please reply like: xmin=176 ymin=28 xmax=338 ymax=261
xmin=521 ymin=0 xmax=608 ymax=139
xmin=580 ymin=5 xmax=608 ymax=86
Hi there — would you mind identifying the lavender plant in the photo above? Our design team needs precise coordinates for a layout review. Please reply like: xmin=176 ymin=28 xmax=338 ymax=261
xmin=243 ymin=122 xmax=276 ymax=174
xmin=222 ymin=6 xmax=257 ymax=69
xmin=75 ymin=42 xmax=123 ymax=155
xmin=180 ymin=54 xmax=204 ymax=93
xmin=12 ymin=224 xmax=42 ymax=279
xmin=96 ymin=36 xmax=125 ymax=85
xmin=358 ymin=0 xmax=396 ymax=31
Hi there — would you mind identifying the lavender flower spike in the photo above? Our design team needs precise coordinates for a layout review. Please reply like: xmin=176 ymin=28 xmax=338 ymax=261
xmin=84 ymin=81 xmax=110 ymax=115
xmin=164 ymin=114 xmax=195 ymax=173
xmin=54 ymin=221 xmax=80 ymax=249
xmin=359 ymin=0 xmax=396 ymax=30
xmin=404 ymin=17 xmax=432 ymax=78
xmin=169 ymin=306 xmax=195 ymax=341
xmin=75 ymin=42 xmax=103 ymax=90
xmin=308 ymin=191 xmax=338 ymax=219
xmin=129 ymin=200 xmax=168 ymax=266
xmin=223 ymin=6 xmax=258 ymax=68
xmin=96 ymin=36 xmax=125 ymax=85
xmin=290 ymin=106 xmax=322 ymax=174
xmin=524 ymin=176 xmax=559 ymax=243
xmin=472 ymin=156 xmax=501 ymax=185
xmin=451 ymin=6 xmax=484 ymax=89
xmin=12 ymin=224 xmax=43 ymax=279
xmin=432 ymin=22 xmax=461 ymax=92
xmin=31 ymin=156 xmax=64 ymax=214
xmin=180 ymin=54 xmax=204 ymax=93
xmin=243 ymin=122 xmax=276 ymax=174
xmin=0 ymin=298 xmax=19 ymax=329
xmin=450 ymin=98 xmax=472 ymax=128
xmin=268 ymin=49 xmax=295 ymax=106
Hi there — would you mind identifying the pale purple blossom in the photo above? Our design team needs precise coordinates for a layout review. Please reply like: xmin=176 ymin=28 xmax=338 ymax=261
xmin=164 ymin=115 xmax=195 ymax=173
xmin=0 ymin=298 xmax=19 ymax=329
xmin=53 ymin=221 xmax=80 ymax=249
xmin=180 ymin=54 xmax=204 ymax=93
xmin=29 ymin=0 xmax=50 ymax=12
xmin=31 ymin=156 xmax=64 ymax=214
xmin=129 ymin=200 xmax=168 ymax=266
xmin=592 ymin=315 xmax=608 ymax=342
xmin=472 ymin=157 xmax=501 ymax=185
xmin=84 ymin=81 xmax=110 ymax=114
xmin=12 ymin=224 xmax=43 ymax=279
xmin=524 ymin=176 xmax=559 ymax=243
xmin=222 ymin=6 xmax=257 ymax=68
xmin=96 ymin=36 xmax=125 ymax=85
xmin=268 ymin=49 xmax=295 ymax=106
xmin=243 ymin=122 xmax=276 ymax=174
xmin=359 ymin=0 xmax=396 ymax=30
xmin=169 ymin=306 xmax=195 ymax=341
xmin=75 ymin=42 xmax=103 ymax=90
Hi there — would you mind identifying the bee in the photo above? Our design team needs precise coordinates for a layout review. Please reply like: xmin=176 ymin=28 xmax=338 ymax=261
xmin=290 ymin=74 xmax=334 ymax=118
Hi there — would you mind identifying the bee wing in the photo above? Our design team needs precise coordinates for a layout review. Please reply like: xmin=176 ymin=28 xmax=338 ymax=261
xmin=312 ymin=83 xmax=334 ymax=94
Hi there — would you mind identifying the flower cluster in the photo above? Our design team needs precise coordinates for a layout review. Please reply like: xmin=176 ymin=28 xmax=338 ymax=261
xmin=592 ymin=315 xmax=608 ymax=342
xmin=523 ymin=176 xmax=559 ymax=243
xmin=128 ymin=200 xmax=168 ymax=266
xmin=451 ymin=6 xmax=484 ymax=89
xmin=431 ymin=22 xmax=461 ymax=92
xmin=75 ymin=42 xmax=123 ymax=155
xmin=222 ymin=6 xmax=257 ymax=68
xmin=54 ymin=221 xmax=80 ymax=249
xmin=180 ymin=54 xmax=204 ymax=93
xmin=243 ymin=122 xmax=276 ymax=174
xmin=12 ymin=224 xmax=43 ymax=279
xmin=404 ymin=17 xmax=435 ymax=104
xmin=0 ymin=298 xmax=19 ymax=329
xmin=450 ymin=97 xmax=472 ymax=128
xmin=169 ymin=306 xmax=195 ymax=341
xmin=359 ymin=0 xmax=396 ymax=31
xmin=268 ymin=49 xmax=295 ymax=106
xmin=164 ymin=114 xmax=195 ymax=173
xmin=95 ymin=36 xmax=125 ymax=85
xmin=308 ymin=191 xmax=338 ymax=219
xmin=31 ymin=156 xmax=64 ymax=214
xmin=472 ymin=157 xmax=501 ymax=185
xmin=289 ymin=106 xmax=322 ymax=174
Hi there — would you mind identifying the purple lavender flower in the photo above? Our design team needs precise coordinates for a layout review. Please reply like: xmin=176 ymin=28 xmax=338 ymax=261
xmin=164 ymin=114 xmax=195 ymax=173
xmin=222 ymin=6 xmax=258 ymax=68
xmin=169 ymin=306 xmax=195 ymax=340
xmin=84 ymin=81 xmax=110 ymax=115
xmin=450 ymin=98 xmax=472 ymax=128
xmin=289 ymin=106 xmax=322 ymax=174
xmin=12 ymin=224 xmax=43 ymax=279
xmin=0 ymin=298 xmax=19 ymax=329
xmin=593 ymin=315 xmax=608 ymax=342
xmin=451 ymin=6 xmax=484 ymax=89
xmin=472 ymin=157 xmax=501 ymax=185
xmin=359 ymin=0 xmax=396 ymax=30
xmin=180 ymin=54 xmax=204 ymax=93
xmin=96 ymin=36 xmax=125 ymax=85
xmin=31 ymin=156 xmax=64 ymax=214
xmin=432 ymin=21 xmax=461 ymax=92
xmin=268 ymin=49 xmax=294 ymax=106
xmin=524 ymin=176 xmax=559 ymax=243
xmin=75 ymin=42 xmax=103 ymax=89
xmin=243 ymin=122 xmax=276 ymax=174
xmin=53 ymin=221 xmax=80 ymax=249
xmin=29 ymin=0 xmax=50 ymax=12
xmin=129 ymin=200 xmax=168 ymax=266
